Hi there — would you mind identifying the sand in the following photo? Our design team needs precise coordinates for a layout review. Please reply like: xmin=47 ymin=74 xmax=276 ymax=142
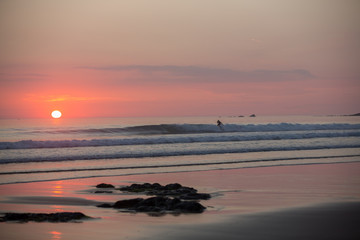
xmin=0 ymin=162 xmax=360 ymax=240
xmin=145 ymin=202 xmax=360 ymax=240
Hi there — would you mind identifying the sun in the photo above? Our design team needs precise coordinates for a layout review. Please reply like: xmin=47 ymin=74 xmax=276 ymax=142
xmin=51 ymin=110 xmax=62 ymax=119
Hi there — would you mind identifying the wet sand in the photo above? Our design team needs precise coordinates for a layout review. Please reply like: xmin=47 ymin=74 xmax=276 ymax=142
xmin=145 ymin=202 xmax=360 ymax=240
xmin=0 ymin=162 xmax=360 ymax=240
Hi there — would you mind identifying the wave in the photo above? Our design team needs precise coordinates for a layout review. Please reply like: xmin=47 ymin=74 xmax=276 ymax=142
xmin=28 ymin=123 xmax=360 ymax=135
xmin=1 ymin=154 xmax=359 ymax=175
xmin=2 ymin=123 xmax=360 ymax=150
xmin=1 ymin=142 xmax=359 ymax=164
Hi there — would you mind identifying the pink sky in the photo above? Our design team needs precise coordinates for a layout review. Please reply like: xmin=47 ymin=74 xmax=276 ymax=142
xmin=0 ymin=0 xmax=359 ymax=118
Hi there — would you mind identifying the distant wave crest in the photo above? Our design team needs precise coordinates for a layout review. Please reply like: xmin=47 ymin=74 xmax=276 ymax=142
xmin=27 ymin=123 xmax=360 ymax=135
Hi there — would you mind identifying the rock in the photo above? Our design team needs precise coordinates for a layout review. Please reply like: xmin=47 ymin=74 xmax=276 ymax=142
xmin=94 ymin=190 xmax=113 ymax=194
xmin=98 ymin=196 xmax=206 ymax=214
xmin=135 ymin=197 xmax=168 ymax=212
xmin=96 ymin=183 xmax=115 ymax=188
xmin=174 ymin=201 xmax=206 ymax=213
xmin=119 ymin=182 xmax=211 ymax=200
xmin=0 ymin=212 xmax=92 ymax=223
xmin=179 ymin=193 xmax=211 ymax=200
xmin=164 ymin=183 xmax=182 ymax=190
xmin=97 ymin=182 xmax=211 ymax=214
xmin=96 ymin=203 xmax=113 ymax=208
xmin=113 ymin=198 xmax=144 ymax=209
xmin=151 ymin=183 xmax=162 ymax=189
xmin=119 ymin=183 xmax=162 ymax=192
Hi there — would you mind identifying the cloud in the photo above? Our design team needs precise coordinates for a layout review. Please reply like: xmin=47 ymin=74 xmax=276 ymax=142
xmin=45 ymin=96 xmax=91 ymax=102
xmin=23 ymin=94 xmax=113 ymax=103
xmin=0 ymin=72 xmax=49 ymax=83
xmin=78 ymin=65 xmax=314 ymax=83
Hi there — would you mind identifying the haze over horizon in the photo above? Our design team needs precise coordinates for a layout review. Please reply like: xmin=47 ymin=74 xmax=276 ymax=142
xmin=1 ymin=0 xmax=359 ymax=118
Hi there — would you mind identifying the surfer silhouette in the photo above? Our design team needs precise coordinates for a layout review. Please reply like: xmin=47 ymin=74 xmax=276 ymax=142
xmin=217 ymin=120 xmax=224 ymax=130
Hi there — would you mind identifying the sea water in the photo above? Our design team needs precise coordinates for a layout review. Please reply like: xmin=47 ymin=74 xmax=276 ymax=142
xmin=0 ymin=115 xmax=360 ymax=184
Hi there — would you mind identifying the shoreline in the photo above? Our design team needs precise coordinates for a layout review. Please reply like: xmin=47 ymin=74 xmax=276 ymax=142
xmin=1 ymin=162 xmax=360 ymax=239
xmin=1 ymin=158 xmax=359 ymax=186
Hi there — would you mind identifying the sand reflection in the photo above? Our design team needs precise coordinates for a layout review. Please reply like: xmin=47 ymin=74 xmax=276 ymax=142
xmin=51 ymin=181 xmax=64 ymax=197
xmin=49 ymin=231 xmax=62 ymax=240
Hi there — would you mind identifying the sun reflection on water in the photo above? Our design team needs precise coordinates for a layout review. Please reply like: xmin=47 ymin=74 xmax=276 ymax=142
xmin=51 ymin=181 xmax=64 ymax=197
xmin=49 ymin=231 xmax=62 ymax=240
xmin=51 ymin=205 xmax=64 ymax=212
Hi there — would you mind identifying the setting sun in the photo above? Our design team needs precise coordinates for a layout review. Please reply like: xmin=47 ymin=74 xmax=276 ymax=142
xmin=51 ymin=110 xmax=62 ymax=119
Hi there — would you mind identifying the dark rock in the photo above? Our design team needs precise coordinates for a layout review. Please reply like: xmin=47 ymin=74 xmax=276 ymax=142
xmin=119 ymin=182 xmax=211 ymax=200
xmin=151 ymin=183 xmax=162 ymax=189
xmin=164 ymin=183 xmax=182 ymax=190
xmin=0 ymin=212 xmax=92 ymax=223
xmin=167 ymin=197 xmax=182 ymax=208
xmin=141 ymin=196 xmax=166 ymax=206
xmin=142 ymin=183 xmax=152 ymax=188
xmin=113 ymin=198 xmax=144 ymax=209
xmin=96 ymin=183 xmax=115 ymax=188
xmin=97 ymin=203 xmax=113 ymax=208
xmin=112 ymin=182 xmax=210 ymax=215
xmin=174 ymin=201 xmax=206 ymax=213
xmin=103 ymin=196 xmax=206 ymax=214
xmin=119 ymin=183 xmax=149 ymax=192
xmin=179 ymin=193 xmax=211 ymax=200
xmin=94 ymin=190 xmax=113 ymax=194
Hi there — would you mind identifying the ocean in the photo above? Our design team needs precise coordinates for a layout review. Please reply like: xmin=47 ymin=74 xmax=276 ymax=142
xmin=1 ymin=115 xmax=360 ymax=185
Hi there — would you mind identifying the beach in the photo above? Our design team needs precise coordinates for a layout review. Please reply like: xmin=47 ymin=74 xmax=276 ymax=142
xmin=1 ymin=162 xmax=360 ymax=240
xmin=2 ymin=0 xmax=360 ymax=238
xmin=1 ymin=116 xmax=359 ymax=239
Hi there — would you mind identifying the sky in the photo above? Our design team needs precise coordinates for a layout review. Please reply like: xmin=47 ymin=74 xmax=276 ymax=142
xmin=0 ymin=0 xmax=359 ymax=118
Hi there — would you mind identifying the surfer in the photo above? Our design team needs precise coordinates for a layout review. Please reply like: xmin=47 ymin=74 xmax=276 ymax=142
xmin=217 ymin=120 xmax=224 ymax=130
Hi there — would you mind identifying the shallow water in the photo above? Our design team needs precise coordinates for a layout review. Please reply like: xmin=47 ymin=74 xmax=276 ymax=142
xmin=1 ymin=115 xmax=359 ymax=184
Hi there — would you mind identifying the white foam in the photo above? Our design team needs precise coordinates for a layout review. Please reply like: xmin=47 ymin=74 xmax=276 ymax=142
xmin=1 ymin=128 xmax=360 ymax=150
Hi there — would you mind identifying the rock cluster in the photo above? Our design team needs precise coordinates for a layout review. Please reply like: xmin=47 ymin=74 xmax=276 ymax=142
xmin=98 ymin=196 xmax=206 ymax=213
xmin=0 ymin=212 xmax=92 ymax=223
xmin=119 ymin=183 xmax=211 ymax=200
xmin=96 ymin=182 xmax=211 ymax=214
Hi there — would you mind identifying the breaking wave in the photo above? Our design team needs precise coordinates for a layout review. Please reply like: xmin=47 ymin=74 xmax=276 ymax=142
xmin=1 ymin=137 xmax=360 ymax=163
xmin=27 ymin=123 xmax=360 ymax=135
xmin=1 ymin=123 xmax=360 ymax=150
